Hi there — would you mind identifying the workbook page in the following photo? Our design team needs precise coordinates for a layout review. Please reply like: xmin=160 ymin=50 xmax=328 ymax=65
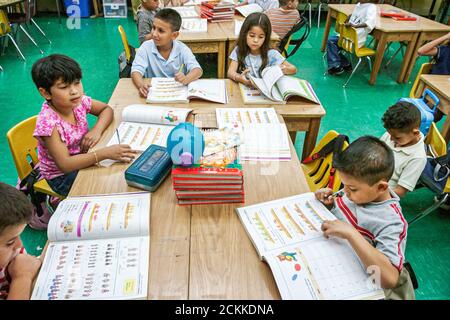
xmin=181 ymin=18 xmax=207 ymax=33
xmin=122 ymin=104 xmax=192 ymax=126
xmin=187 ymin=79 xmax=228 ymax=104
xmin=147 ymin=78 xmax=189 ymax=103
xmin=216 ymin=108 xmax=280 ymax=128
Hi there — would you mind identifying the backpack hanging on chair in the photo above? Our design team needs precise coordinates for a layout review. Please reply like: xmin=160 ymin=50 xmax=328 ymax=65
xmin=118 ymin=45 xmax=136 ymax=78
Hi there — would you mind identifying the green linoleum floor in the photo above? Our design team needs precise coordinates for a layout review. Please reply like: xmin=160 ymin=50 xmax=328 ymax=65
xmin=1 ymin=12 xmax=449 ymax=299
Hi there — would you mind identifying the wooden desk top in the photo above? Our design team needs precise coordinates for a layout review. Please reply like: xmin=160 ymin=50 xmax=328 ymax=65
xmin=0 ymin=0 xmax=23 ymax=8
xmin=328 ymin=4 xmax=450 ymax=33
xmin=69 ymin=78 xmax=313 ymax=299
xmin=420 ymin=74 xmax=450 ymax=100
xmin=178 ymin=20 xmax=228 ymax=42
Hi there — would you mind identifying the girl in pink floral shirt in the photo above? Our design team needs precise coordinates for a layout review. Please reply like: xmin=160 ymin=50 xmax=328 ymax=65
xmin=32 ymin=54 xmax=138 ymax=196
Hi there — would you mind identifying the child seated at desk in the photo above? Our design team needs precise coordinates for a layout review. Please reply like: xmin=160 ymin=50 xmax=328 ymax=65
xmin=266 ymin=0 xmax=300 ymax=40
xmin=380 ymin=101 xmax=427 ymax=198
xmin=227 ymin=12 xmax=296 ymax=87
xmin=316 ymin=136 xmax=415 ymax=300
xmin=0 ymin=182 xmax=42 ymax=300
xmin=131 ymin=8 xmax=203 ymax=98
xmin=137 ymin=0 xmax=160 ymax=45
xmin=32 ymin=54 xmax=138 ymax=197
xmin=237 ymin=0 xmax=279 ymax=11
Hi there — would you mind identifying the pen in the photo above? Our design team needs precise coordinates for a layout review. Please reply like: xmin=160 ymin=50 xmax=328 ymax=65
xmin=116 ymin=128 xmax=121 ymax=144
xmin=331 ymin=190 xmax=344 ymax=198
xmin=178 ymin=63 xmax=185 ymax=74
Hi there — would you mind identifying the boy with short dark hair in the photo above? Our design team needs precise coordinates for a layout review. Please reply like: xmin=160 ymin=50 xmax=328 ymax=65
xmin=266 ymin=0 xmax=300 ymax=40
xmin=136 ymin=0 xmax=160 ymax=44
xmin=0 ymin=182 xmax=42 ymax=300
xmin=131 ymin=8 xmax=203 ymax=98
xmin=381 ymin=101 xmax=427 ymax=198
xmin=316 ymin=136 xmax=415 ymax=300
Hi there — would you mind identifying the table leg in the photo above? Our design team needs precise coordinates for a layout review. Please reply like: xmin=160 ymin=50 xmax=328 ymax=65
xmin=369 ymin=33 xmax=388 ymax=85
xmin=398 ymin=32 xmax=419 ymax=83
xmin=320 ymin=9 xmax=333 ymax=52
xmin=218 ymin=41 xmax=226 ymax=79
xmin=403 ymin=32 xmax=425 ymax=84
xmin=302 ymin=118 xmax=321 ymax=160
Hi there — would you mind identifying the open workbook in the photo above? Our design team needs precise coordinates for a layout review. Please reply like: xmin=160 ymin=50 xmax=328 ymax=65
xmin=147 ymin=78 xmax=228 ymax=104
xmin=235 ymin=3 xmax=263 ymax=17
xmin=236 ymin=193 xmax=385 ymax=300
xmin=31 ymin=192 xmax=151 ymax=300
xmin=246 ymin=65 xmax=320 ymax=104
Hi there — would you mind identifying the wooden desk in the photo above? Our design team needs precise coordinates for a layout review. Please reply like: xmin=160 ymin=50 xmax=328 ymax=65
xmin=114 ymin=79 xmax=325 ymax=160
xmin=321 ymin=4 xmax=429 ymax=85
xmin=415 ymin=74 xmax=450 ymax=142
xmin=0 ymin=0 xmax=23 ymax=8
xmin=68 ymin=78 xmax=312 ymax=299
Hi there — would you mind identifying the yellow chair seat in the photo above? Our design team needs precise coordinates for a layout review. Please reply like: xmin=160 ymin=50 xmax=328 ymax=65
xmin=34 ymin=179 xmax=61 ymax=198
xmin=356 ymin=47 xmax=376 ymax=57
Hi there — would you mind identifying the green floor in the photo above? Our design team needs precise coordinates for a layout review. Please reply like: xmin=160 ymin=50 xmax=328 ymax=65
xmin=0 ymin=12 xmax=449 ymax=299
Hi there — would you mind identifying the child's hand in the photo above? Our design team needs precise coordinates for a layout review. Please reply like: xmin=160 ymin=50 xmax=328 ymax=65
xmin=315 ymin=188 xmax=335 ymax=207
xmin=321 ymin=219 xmax=356 ymax=240
xmin=139 ymin=83 xmax=151 ymax=98
xmin=101 ymin=144 xmax=139 ymax=163
xmin=174 ymin=72 xmax=189 ymax=85
xmin=280 ymin=65 xmax=288 ymax=75
xmin=8 ymin=254 xmax=41 ymax=281
xmin=240 ymin=69 xmax=253 ymax=87
xmin=81 ymin=128 xmax=102 ymax=152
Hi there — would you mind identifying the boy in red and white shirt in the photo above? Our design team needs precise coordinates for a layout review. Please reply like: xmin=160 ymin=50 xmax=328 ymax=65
xmin=0 ymin=183 xmax=41 ymax=300
xmin=266 ymin=0 xmax=300 ymax=40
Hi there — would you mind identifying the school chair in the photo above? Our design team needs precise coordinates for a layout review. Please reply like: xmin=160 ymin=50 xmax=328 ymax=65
xmin=6 ymin=116 xmax=62 ymax=199
xmin=279 ymin=13 xmax=310 ymax=59
xmin=322 ymin=11 xmax=346 ymax=60
xmin=317 ymin=1 xmax=346 ymax=28
xmin=118 ymin=25 xmax=137 ymax=78
xmin=339 ymin=20 xmax=376 ymax=88
xmin=409 ymin=62 xmax=433 ymax=98
xmin=409 ymin=122 xmax=449 ymax=225
xmin=299 ymin=0 xmax=312 ymax=28
xmin=0 ymin=9 xmax=25 ymax=60
xmin=301 ymin=130 xmax=349 ymax=193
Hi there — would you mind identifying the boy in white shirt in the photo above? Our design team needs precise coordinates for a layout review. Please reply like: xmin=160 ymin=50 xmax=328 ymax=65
xmin=380 ymin=101 xmax=427 ymax=197
xmin=326 ymin=1 xmax=377 ymax=75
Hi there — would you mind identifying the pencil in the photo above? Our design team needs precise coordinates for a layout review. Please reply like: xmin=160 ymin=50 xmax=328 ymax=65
xmin=178 ymin=63 xmax=184 ymax=73
xmin=229 ymin=80 xmax=233 ymax=97
xmin=116 ymin=128 xmax=121 ymax=144
xmin=331 ymin=190 xmax=344 ymax=198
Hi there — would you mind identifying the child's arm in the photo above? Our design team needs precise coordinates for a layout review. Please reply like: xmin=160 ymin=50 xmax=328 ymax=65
xmin=280 ymin=60 xmax=297 ymax=75
xmin=6 ymin=254 xmax=41 ymax=300
xmin=81 ymin=100 xmax=114 ymax=152
xmin=393 ymin=185 xmax=408 ymax=198
xmin=137 ymin=15 xmax=154 ymax=44
xmin=174 ymin=67 xmax=203 ymax=85
xmin=314 ymin=188 xmax=335 ymax=210
xmin=321 ymin=220 xmax=400 ymax=289
xmin=42 ymin=129 xmax=139 ymax=173
xmin=227 ymin=60 xmax=253 ymax=87
xmin=418 ymin=32 xmax=450 ymax=57
xmin=131 ymin=71 xmax=151 ymax=98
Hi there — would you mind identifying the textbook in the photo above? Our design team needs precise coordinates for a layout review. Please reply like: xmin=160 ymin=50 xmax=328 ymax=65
xmin=147 ymin=78 xmax=228 ymax=104
xmin=236 ymin=193 xmax=385 ymax=300
xmin=235 ymin=3 xmax=263 ymax=17
xmin=31 ymin=192 xmax=151 ymax=300
xmin=180 ymin=18 xmax=208 ymax=33
xmin=239 ymin=83 xmax=284 ymax=105
xmin=173 ymin=6 xmax=199 ymax=18
xmin=248 ymin=65 xmax=320 ymax=104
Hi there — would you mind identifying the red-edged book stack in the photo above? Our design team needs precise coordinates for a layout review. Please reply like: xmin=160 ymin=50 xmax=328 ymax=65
xmin=200 ymin=1 xmax=235 ymax=23
xmin=172 ymin=164 xmax=244 ymax=205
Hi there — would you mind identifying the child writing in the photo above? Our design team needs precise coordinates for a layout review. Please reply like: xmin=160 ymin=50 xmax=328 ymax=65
xmin=0 ymin=182 xmax=42 ymax=300
xmin=316 ymin=136 xmax=415 ymax=300
xmin=131 ymin=8 xmax=203 ymax=98
xmin=137 ymin=0 xmax=160 ymax=45
xmin=32 ymin=54 xmax=138 ymax=197
xmin=380 ymin=101 xmax=427 ymax=198
xmin=237 ymin=0 xmax=279 ymax=12
xmin=266 ymin=0 xmax=300 ymax=40
xmin=227 ymin=12 xmax=296 ymax=87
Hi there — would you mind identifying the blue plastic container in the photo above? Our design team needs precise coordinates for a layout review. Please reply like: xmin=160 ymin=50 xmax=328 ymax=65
xmin=64 ymin=0 xmax=91 ymax=18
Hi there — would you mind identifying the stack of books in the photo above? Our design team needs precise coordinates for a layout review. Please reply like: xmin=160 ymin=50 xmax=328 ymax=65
xmin=200 ymin=1 xmax=235 ymax=23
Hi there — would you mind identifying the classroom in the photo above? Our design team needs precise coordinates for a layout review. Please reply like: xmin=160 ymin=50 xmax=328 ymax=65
xmin=0 ymin=0 xmax=449 ymax=302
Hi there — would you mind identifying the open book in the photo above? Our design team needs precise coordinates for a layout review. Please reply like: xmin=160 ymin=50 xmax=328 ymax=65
xmin=173 ymin=5 xmax=199 ymax=18
xmin=147 ymin=78 xmax=228 ymax=104
xmin=247 ymin=65 xmax=320 ymax=104
xmin=31 ymin=192 xmax=151 ymax=300
xmin=235 ymin=3 xmax=263 ymax=17
xmin=236 ymin=193 xmax=385 ymax=300
xmin=181 ymin=18 xmax=208 ymax=33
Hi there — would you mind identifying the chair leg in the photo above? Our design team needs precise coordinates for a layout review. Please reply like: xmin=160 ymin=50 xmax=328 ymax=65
xmin=6 ymin=34 xmax=25 ymax=60
xmin=343 ymin=57 xmax=362 ymax=88
xmin=56 ymin=0 xmax=62 ymax=24
xmin=408 ymin=193 xmax=449 ymax=226
xmin=0 ymin=65 xmax=3 ymax=71
xmin=384 ymin=43 xmax=403 ymax=68
xmin=308 ymin=2 xmax=312 ymax=28
xmin=19 ymin=25 xmax=43 ymax=54
xmin=366 ymin=56 xmax=372 ymax=72
xmin=317 ymin=3 xmax=322 ymax=28
xmin=31 ymin=18 xmax=51 ymax=44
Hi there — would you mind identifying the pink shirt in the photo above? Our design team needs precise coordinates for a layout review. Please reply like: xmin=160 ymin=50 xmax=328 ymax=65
xmin=33 ymin=95 xmax=92 ymax=180
xmin=0 ymin=248 xmax=25 ymax=300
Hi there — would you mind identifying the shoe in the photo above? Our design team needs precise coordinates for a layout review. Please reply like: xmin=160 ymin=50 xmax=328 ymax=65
xmin=342 ymin=64 xmax=353 ymax=72
xmin=327 ymin=66 xmax=344 ymax=75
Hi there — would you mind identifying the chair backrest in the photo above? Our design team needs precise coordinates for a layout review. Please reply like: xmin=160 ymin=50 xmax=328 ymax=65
xmin=0 ymin=9 xmax=12 ymax=35
xmin=301 ymin=130 xmax=349 ymax=192
xmin=335 ymin=12 xmax=347 ymax=47
xmin=118 ymin=25 xmax=132 ymax=62
xmin=6 ymin=116 xmax=39 ymax=180
xmin=279 ymin=11 xmax=310 ymax=59
xmin=425 ymin=122 xmax=447 ymax=158
xmin=409 ymin=62 xmax=433 ymax=98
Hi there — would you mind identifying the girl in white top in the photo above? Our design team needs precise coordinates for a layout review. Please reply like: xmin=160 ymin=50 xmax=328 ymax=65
xmin=227 ymin=12 xmax=296 ymax=87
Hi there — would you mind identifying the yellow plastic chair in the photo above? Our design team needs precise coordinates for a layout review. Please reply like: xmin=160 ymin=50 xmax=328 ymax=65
xmin=339 ymin=18 xmax=376 ymax=88
xmin=301 ymin=130 xmax=349 ymax=193
xmin=118 ymin=25 xmax=132 ymax=63
xmin=6 ymin=116 xmax=61 ymax=198
xmin=0 ymin=9 xmax=25 ymax=60
xmin=410 ymin=122 xmax=450 ymax=225
xmin=322 ymin=12 xmax=347 ymax=60
xmin=409 ymin=62 xmax=433 ymax=98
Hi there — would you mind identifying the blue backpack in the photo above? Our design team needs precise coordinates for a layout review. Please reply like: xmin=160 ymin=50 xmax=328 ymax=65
xmin=398 ymin=89 xmax=440 ymax=136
